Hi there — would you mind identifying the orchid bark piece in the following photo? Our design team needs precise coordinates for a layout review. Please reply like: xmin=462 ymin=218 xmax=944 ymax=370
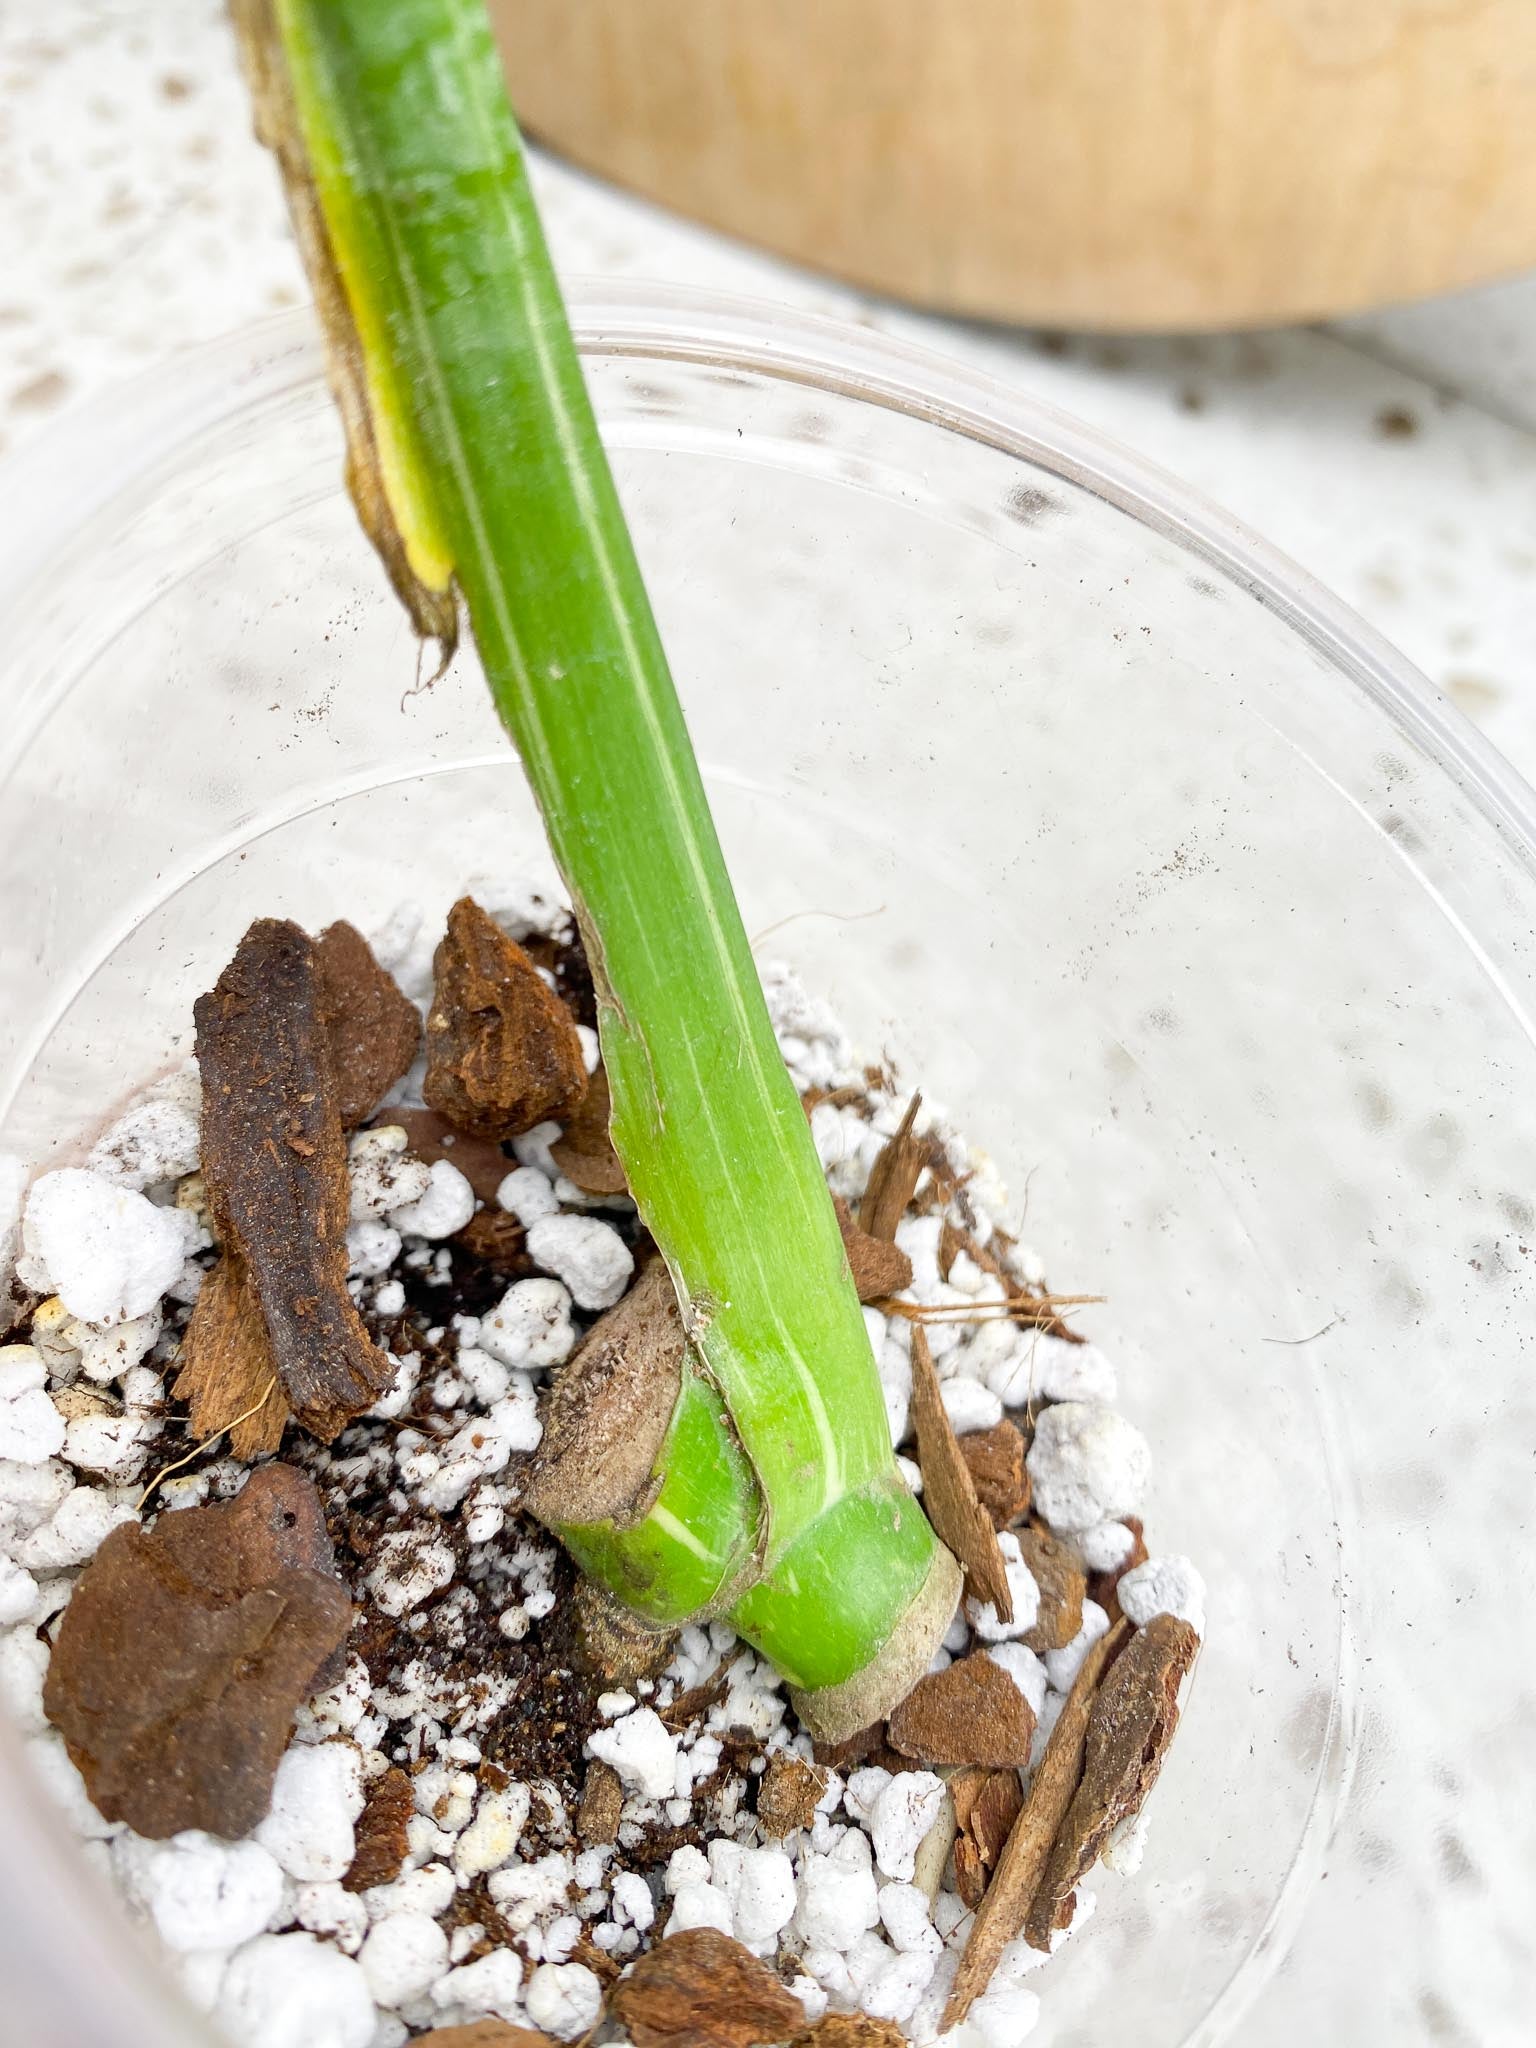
xmin=943 ymin=1618 xmax=1131 ymax=2025
xmin=195 ymin=917 xmax=394 ymax=1438
xmin=43 ymin=1466 xmax=351 ymax=1839
xmin=230 ymin=0 xmax=958 ymax=1729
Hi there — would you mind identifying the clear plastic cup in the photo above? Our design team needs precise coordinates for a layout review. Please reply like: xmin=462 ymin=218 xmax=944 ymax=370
xmin=1 ymin=285 xmax=1531 ymax=2047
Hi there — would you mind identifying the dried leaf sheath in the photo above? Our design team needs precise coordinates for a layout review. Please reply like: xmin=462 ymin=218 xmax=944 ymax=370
xmin=233 ymin=0 xmax=957 ymax=1722
xmin=230 ymin=0 xmax=457 ymax=646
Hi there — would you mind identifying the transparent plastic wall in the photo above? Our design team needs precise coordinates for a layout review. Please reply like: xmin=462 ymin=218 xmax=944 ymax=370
xmin=0 ymin=291 xmax=1531 ymax=2047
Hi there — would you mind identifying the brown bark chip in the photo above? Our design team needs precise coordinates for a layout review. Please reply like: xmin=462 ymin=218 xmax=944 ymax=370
xmin=888 ymin=1651 xmax=1035 ymax=1770
xmin=550 ymin=1064 xmax=628 ymax=1196
xmin=456 ymin=1209 xmax=529 ymax=1272
xmin=957 ymin=1421 xmax=1031 ymax=1529
xmin=171 ymin=1250 xmax=289 ymax=1458
xmin=344 ymin=1765 xmax=415 ymax=1890
xmin=195 ymin=919 xmax=394 ymax=1440
xmin=423 ymin=896 xmax=588 ymax=1140
xmin=811 ymin=1723 xmax=908 ymax=1776
xmin=1016 ymin=1528 xmax=1087 ymax=1655
xmin=43 ymin=1466 xmax=351 ymax=1840
xmin=1025 ymin=1612 xmax=1198 ymax=1947
xmin=415 ymin=2029 xmax=558 ymax=2048
xmin=160 ymin=1461 xmax=339 ymax=1590
xmin=858 ymin=1093 xmax=929 ymax=1242
xmin=791 ymin=2019 xmax=907 ymax=2048
xmin=576 ymin=1759 xmax=625 ymax=1846
xmin=610 ymin=1928 xmax=804 ymax=2048
xmin=389 ymin=1107 xmax=512 ymax=1204
xmin=315 ymin=919 xmax=421 ymax=1128
xmin=756 ymin=1753 xmax=827 ymax=1839
xmin=833 ymin=1197 xmax=913 ymax=1303
xmin=943 ymin=1619 xmax=1131 ymax=2026
xmin=909 ymin=1328 xmax=1011 ymax=1621
xmin=950 ymin=1765 xmax=1026 ymax=1910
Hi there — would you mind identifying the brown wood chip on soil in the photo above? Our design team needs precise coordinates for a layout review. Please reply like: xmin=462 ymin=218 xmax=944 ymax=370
xmin=1089 ymin=1515 xmax=1149 ymax=1623
xmin=576 ymin=1759 xmax=625 ymax=1846
xmin=550 ymin=1064 xmax=628 ymax=1195
xmin=1025 ymin=1612 xmax=1198 ymax=1947
xmin=315 ymin=919 xmax=421 ymax=1128
xmin=456 ymin=1208 xmax=530 ymax=1272
xmin=423 ymin=896 xmax=588 ymax=1139
xmin=389 ymin=1106 xmax=514 ymax=1204
xmin=857 ymin=1093 xmax=929 ymax=1242
xmin=909 ymin=1326 xmax=1011 ymax=1621
xmin=344 ymin=1764 xmax=416 ymax=1891
xmin=791 ymin=2018 xmax=907 ymax=2048
xmin=1016 ymin=1526 xmax=1087 ymax=1655
xmin=888 ymin=1649 xmax=1035 ymax=1770
xmin=949 ymin=1765 xmax=1026 ymax=1911
xmin=171 ymin=1249 xmax=289 ymax=1458
xmin=755 ymin=1752 xmax=827 ymax=1839
xmin=811 ymin=1723 xmax=908 ymax=1776
xmin=943 ymin=1618 xmax=1130 ymax=2026
xmin=414 ymin=2028 xmax=558 ymax=2048
xmin=195 ymin=918 xmax=394 ymax=1440
xmin=610 ymin=1927 xmax=804 ymax=2048
xmin=957 ymin=1420 xmax=1031 ymax=1528
xmin=42 ymin=1465 xmax=351 ymax=1840
xmin=833 ymin=1196 xmax=913 ymax=1303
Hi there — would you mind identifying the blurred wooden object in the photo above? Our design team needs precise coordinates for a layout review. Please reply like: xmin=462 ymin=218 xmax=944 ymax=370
xmin=491 ymin=0 xmax=1536 ymax=331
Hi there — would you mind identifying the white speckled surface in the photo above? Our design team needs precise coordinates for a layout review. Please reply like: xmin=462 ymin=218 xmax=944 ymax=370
xmin=4 ymin=2 xmax=1536 ymax=785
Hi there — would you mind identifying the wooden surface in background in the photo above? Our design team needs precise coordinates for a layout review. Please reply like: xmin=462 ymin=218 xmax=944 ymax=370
xmin=492 ymin=0 xmax=1536 ymax=331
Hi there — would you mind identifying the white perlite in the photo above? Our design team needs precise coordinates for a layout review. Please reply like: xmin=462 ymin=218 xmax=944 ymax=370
xmin=433 ymin=1948 xmax=525 ymax=2022
xmin=1117 ymin=1555 xmax=1207 ymax=1634
xmin=388 ymin=1159 xmax=476 ymax=1241
xmin=496 ymin=1166 xmax=559 ymax=1225
xmin=20 ymin=1170 xmax=190 ymax=1326
xmin=254 ymin=1745 xmax=364 ymax=1883
xmin=0 ymin=1347 xmax=65 ymax=1464
xmin=367 ymin=1531 xmax=456 ymax=1618
xmin=966 ymin=1529 xmax=1044 ymax=1644
xmin=454 ymin=1783 xmax=532 ymax=1880
xmin=869 ymin=1772 xmax=946 ymax=1882
xmin=796 ymin=1831 xmax=880 ymax=1949
xmin=587 ymin=1706 xmax=678 ymax=1801
xmin=525 ymin=1961 xmax=603 ymax=2040
xmin=1026 ymin=1400 xmax=1152 ymax=1532
xmin=84 ymin=1074 xmax=202 ymax=1192
xmin=348 ymin=1127 xmax=433 ymax=1222
xmin=524 ymin=1214 xmax=633 ymax=1312
xmin=479 ymin=1278 xmax=576 ymax=1370
xmin=1075 ymin=1518 xmax=1138 ymax=1573
xmin=137 ymin=1832 xmax=287 ymax=1954
xmin=359 ymin=1912 xmax=450 ymax=2008
xmin=215 ymin=1933 xmax=376 ymax=2048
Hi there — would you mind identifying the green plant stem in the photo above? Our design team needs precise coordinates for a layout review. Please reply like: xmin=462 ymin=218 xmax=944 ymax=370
xmin=234 ymin=0 xmax=957 ymax=1724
